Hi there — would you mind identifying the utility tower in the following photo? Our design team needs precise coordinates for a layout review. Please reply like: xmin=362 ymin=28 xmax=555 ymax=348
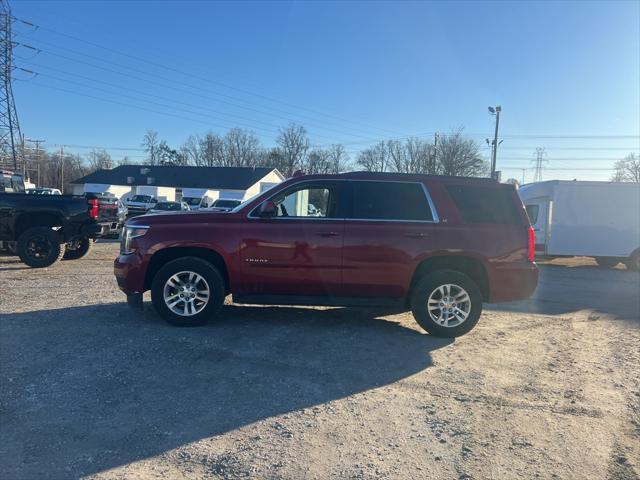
xmin=0 ymin=0 xmax=21 ymax=171
xmin=533 ymin=147 xmax=547 ymax=182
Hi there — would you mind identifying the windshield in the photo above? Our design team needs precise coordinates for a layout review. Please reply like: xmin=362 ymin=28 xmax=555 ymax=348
xmin=130 ymin=195 xmax=152 ymax=202
xmin=153 ymin=202 xmax=181 ymax=211
xmin=213 ymin=199 xmax=241 ymax=208
xmin=183 ymin=197 xmax=202 ymax=206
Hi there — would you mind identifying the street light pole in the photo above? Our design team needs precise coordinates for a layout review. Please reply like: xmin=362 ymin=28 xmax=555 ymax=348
xmin=488 ymin=105 xmax=502 ymax=180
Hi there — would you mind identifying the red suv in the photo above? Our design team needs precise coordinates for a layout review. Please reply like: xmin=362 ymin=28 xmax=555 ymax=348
xmin=114 ymin=172 xmax=538 ymax=337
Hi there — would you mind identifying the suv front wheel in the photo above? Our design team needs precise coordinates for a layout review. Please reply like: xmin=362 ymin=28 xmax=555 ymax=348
xmin=410 ymin=270 xmax=483 ymax=337
xmin=151 ymin=257 xmax=225 ymax=327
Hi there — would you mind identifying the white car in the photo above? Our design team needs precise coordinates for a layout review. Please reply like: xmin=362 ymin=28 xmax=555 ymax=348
xmin=26 ymin=187 xmax=62 ymax=195
xmin=147 ymin=201 xmax=190 ymax=214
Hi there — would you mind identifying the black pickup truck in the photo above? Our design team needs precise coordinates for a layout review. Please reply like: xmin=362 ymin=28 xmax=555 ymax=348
xmin=0 ymin=192 xmax=103 ymax=267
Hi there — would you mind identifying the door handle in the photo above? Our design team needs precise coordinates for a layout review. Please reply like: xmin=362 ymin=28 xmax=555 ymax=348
xmin=316 ymin=231 xmax=340 ymax=237
xmin=405 ymin=232 xmax=430 ymax=238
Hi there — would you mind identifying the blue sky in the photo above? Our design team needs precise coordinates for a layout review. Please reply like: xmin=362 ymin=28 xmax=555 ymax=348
xmin=11 ymin=0 xmax=640 ymax=181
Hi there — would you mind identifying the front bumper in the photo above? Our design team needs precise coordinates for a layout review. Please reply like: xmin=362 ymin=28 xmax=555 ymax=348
xmin=114 ymin=253 xmax=147 ymax=295
xmin=488 ymin=262 xmax=539 ymax=303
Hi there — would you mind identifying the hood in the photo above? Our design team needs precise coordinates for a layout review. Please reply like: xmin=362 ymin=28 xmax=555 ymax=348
xmin=126 ymin=210 xmax=238 ymax=227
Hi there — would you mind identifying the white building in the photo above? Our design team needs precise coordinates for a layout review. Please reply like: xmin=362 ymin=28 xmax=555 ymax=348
xmin=70 ymin=165 xmax=284 ymax=202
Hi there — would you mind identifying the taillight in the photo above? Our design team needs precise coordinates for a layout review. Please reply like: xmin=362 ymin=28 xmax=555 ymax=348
xmin=527 ymin=226 xmax=535 ymax=262
xmin=88 ymin=198 xmax=99 ymax=219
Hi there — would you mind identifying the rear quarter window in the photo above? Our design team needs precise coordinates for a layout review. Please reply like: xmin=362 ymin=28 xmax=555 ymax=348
xmin=447 ymin=185 xmax=522 ymax=224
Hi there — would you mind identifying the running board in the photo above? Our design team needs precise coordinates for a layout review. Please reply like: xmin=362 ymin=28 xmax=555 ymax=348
xmin=232 ymin=294 xmax=406 ymax=309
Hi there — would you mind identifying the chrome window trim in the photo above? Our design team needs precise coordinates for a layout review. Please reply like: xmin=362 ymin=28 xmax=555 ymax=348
xmin=246 ymin=178 xmax=440 ymax=224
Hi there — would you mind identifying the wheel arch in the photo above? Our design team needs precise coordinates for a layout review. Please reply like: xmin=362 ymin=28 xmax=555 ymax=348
xmin=409 ymin=255 xmax=490 ymax=302
xmin=144 ymin=246 xmax=230 ymax=293
xmin=15 ymin=213 xmax=64 ymax=239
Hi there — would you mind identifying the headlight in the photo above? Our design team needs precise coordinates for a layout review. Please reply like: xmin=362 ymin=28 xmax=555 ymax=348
xmin=120 ymin=225 xmax=149 ymax=255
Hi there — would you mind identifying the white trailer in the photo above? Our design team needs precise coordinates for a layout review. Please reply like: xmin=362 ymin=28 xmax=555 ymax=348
xmin=518 ymin=180 xmax=640 ymax=270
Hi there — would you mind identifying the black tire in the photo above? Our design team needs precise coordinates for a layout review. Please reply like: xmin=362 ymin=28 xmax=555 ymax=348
xmin=16 ymin=226 xmax=64 ymax=268
xmin=410 ymin=270 xmax=483 ymax=338
xmin=623 ymin=250 xmax=640 ymax=272
xmin=62 ymin=236 xmax=93 ymax=260
xmin=151 ymin=257 xmax=225 ymax=327
xmin=595 ymin=257 xmax=620 ymax=268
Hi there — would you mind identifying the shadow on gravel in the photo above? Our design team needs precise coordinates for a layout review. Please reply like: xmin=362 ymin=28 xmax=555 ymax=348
xmin=488 ymin=264 xmax=640 ymax=321
xmin=0 ymin=302 xmax=451 ymax=478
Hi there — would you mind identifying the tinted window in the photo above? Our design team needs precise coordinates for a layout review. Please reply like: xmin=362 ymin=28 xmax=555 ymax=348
xmin=131 ymin=195 xmax=152 ymax=202
xmin=447 ymin=185 xmax=521 ymax=224
xmin=525 ymin=205 xmax=539 ymax=224
xmin=350 ymin=181 xmax=433 ymax=221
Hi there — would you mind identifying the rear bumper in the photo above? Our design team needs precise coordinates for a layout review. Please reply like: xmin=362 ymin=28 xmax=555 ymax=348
xmin=114 ymin=253 xmax=147 ymax=295
xmin=97 ymin=221 xmax=122 ymax=237
xmin=80 ymin=223 xmax=103 ymax=238
xmin=488 ymin=262 xmax=538 ymax=303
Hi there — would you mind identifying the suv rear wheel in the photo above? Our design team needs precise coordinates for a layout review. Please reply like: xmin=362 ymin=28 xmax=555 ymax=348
xmin=151 ymin=257 xmax=225 ymax=327
xmin=410 ymin=270 xmax=482 ymax=337
xmin=16 ymin=226 xmax=64 ymax=268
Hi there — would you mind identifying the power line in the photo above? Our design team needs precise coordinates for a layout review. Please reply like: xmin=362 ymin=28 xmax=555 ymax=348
xmin=14 ymin=27 xmax=406 ymax=138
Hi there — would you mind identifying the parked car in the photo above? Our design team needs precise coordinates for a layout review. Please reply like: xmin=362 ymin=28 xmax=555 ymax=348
xmin=208 ymin=198 xmax=241 ymax=212
xmin=182 ymin=195 xmax=212 ymax=211
xmin=126 ymin=194 xmax=157 ymax=217
xmin=147 ymin=201 xmax=190 ymax=214
xmin=0 ymin=170 xmax=25 ymax=194
xmin=26 ymin=187 xmax=62 ymax=195
xmin=83 ymin=192 xmax=122 ymax=238
xmin=115 ymin=172 xmax=538 ymax=337
xmin=519 ymin=180 xmax=640 ymax=270
xmin=0 ymin=191 xmax=102 ymax=267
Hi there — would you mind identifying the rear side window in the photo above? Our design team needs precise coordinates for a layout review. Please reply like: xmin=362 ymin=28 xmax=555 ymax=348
xmin=525 ymin=205 xmax=539 ymax=224
xmin=350 ymin=181 xmax=434 ymax=221
xmin=447 ymin=185 xmax=521 ymax=224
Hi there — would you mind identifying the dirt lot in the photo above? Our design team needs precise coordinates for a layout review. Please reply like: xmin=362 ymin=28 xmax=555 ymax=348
xmin=1 ymin=242 xmax=639 ymax=480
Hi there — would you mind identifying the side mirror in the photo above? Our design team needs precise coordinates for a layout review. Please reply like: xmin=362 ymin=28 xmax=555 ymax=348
xmin=258 ymin=200 xmax=277 ymax=217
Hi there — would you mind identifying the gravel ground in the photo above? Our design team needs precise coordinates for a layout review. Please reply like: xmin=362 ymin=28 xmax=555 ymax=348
xmin=1 ymin=242 xmax=639 ymax=480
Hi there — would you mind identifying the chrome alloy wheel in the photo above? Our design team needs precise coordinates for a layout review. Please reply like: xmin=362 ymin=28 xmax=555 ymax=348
xmin=426 ymin=283 xmax=471 ymax=327
xmin=163 ymin=271 xmax=210 ymax=316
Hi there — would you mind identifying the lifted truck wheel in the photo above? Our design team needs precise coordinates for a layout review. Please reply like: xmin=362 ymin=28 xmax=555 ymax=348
xmin=410 ymin=270 xmax=483 ymax=338
xmin=62 ymin=236 xmax=93 ymax=260
xmin=16 ymin=226 xmax=64 ymax=268
xmin=151 ymin=257 xmax=225 ymax=327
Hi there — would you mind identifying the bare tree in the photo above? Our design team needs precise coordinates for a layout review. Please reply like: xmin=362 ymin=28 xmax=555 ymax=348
xmin=277 ymin=124 xmax=309 ymax=176
xmin=87 ymin=149 xmax=113 ymax=171
xmin=357 ymin=141 xmax=390 ymax=172
xmin=305 ymin=149 xmax=332 ymax=174
xmin=437 ymin=128 xmax=487 ymax=177
xmin=198 ymin=132 xmax=225 ymax=167
xmin=611 ymin=153 xmax=640 ymax=182
xmin=405 ymin=137 xmax=436 ymax=174
xmin=327 ymin=144 xmax=350 ymax=173
xmin=224 ymin=128 xmax=260 ymax=167
xmin=142 ymin=130 xmax=160 ymax=165
xmin=180 ymin=135 xmax=201 ymax=166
